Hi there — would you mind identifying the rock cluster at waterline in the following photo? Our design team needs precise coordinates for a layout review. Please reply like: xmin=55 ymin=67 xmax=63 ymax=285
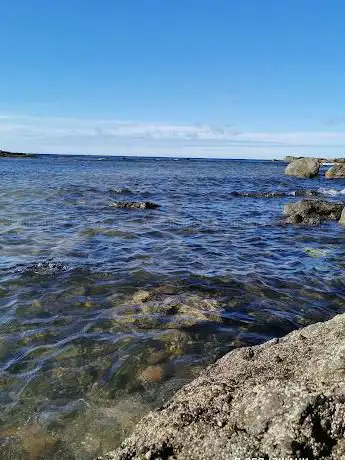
xmin=284 ymin=155 xmax=345 ymax=164
xmin=284 ymin=156 xmax=345 ymax=178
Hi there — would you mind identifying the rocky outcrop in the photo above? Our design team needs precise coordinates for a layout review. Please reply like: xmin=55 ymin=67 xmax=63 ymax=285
xmin=325 ymin=163 xmax=345 ymax=179
xmin=98 ymin=313 xmax=345 ymax=460
xmin=284 ymin=158 xmax=320 ymax=178
xmin=284 ymin=156 xmax=345 ymax=164
xmin=283 ymin=199 xmax=344 ymax=224
xmin=109 ymin=201 xmax=160 ymax=209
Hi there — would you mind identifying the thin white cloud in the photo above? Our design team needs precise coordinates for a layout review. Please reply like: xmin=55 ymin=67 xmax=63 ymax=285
xmin=1 ymin=114 xmax=345 ymax=158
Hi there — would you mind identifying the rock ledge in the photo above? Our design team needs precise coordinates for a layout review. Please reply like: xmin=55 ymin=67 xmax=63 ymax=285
xmin=98 ymin=313 xmax=345 ymax=460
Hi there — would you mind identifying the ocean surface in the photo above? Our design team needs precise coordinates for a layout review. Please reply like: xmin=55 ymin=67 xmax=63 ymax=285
xmin=1 ymin=155 xmax=345 ymax=459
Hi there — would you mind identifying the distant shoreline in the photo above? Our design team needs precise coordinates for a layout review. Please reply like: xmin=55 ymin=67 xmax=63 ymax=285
xmin=2 ymin=150 xmax=345 ymax=163
xmin=0 ymin=151 xmax=286 ymax=161
xmin=0 ymin=149 xmax=36 ymax=158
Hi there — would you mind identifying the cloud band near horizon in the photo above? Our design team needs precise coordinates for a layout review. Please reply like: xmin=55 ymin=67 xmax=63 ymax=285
xmin=1 ymin=115 xmax=345 ymax=158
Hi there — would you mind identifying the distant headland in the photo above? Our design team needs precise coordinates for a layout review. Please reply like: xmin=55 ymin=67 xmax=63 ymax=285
xmin=0 ymin=149 xmax=37 ymax=158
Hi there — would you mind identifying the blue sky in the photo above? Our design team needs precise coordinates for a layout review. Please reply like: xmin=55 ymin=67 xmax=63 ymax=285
xmin=1 ymin=0 xmax=345 ymax=158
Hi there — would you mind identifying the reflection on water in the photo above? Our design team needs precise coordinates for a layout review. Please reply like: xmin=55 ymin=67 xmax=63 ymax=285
xmin=1 ymin=156 xmax=345 ymax=458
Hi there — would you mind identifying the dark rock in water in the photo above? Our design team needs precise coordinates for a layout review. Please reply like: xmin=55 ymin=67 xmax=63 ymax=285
xmin=284 ymin=158 xmax=320 ymax=178
xmin=293 ymin=189 xmax=320 ymax=197
xmin=109 ymin=201 xmax=160 ymax=209
xmin=325 ymin=163 xmax=345 ymax=178
xmin=26 ymin=262 xmax=68 ymax=276
xmin=231 ymin=191 xmax=287 ymax=198
xmin=283 ymin=199 xmax=344 ymax=224
xmin=97 ymin=313 xmax=345 ymax=460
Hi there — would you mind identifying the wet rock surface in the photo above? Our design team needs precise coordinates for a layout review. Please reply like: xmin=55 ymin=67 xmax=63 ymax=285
xmin=283 ymin=199 xmax=344 ymax=224
xmin=109 ymin=201 xmax=160 ymax=209
xmin=325 ymin=163 xmax=345 ymax=179
xmin=284 ymin=157 xmax=320 ymax=178
xmin=24 ymin=261 xmax=68 ymax=276
xmin=97 ymin=313 xmax=345 ymax=460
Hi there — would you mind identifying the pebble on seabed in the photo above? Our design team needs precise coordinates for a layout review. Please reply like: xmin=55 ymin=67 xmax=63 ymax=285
xmin=138 ymin=365 xmax=164 ymax=383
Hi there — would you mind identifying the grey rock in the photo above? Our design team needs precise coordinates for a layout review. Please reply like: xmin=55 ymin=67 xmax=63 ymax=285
xmin=97 ymin=313 xmax=345 ymax=460
xmin=325 ymin=163 xmax=345 ymax=178
xmin=109 ymin=201 xmax=160 ymax=209
xmin=284 ymin=158 xmax=320 ymax=178
xmin=283 ymin=199 xmax=344 ymax=224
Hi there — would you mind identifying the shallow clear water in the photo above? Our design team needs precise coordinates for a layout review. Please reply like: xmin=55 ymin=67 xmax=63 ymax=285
xmin=1 ymin=155 xmax=345 ymax=459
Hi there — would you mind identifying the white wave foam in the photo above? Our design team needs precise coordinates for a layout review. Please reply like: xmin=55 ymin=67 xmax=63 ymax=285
xmin=318 ymin=187 xmax=345 ymax=196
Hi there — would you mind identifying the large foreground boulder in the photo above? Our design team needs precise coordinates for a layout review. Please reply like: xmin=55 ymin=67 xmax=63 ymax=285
xmin=284 ymin=158 xmax=320 ymax=178
xmin=283 ymin=199 xmax=344 ymax=224
xmin=98 ymin=313 xmax=345 ymax=460
xmin=325 ymin=163 xmax=345 ymax=178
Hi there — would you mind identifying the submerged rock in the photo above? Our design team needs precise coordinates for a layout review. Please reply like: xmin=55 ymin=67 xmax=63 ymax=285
xmin=98 ymin=313 xmax=345 ymax=460
xmin=325 ymin=163 xmax=345 ymax=178
xmin=304 ymin=247 xmax=329 ymax=258
xmin=109 ymin=290 xmax=225 ymax=332
xmin=138 ymin=365 xmax=164 ymax=383
xmin=132 ymin=290 xmax=152 ymax=303
xmin=284 ymin=157 xmax=320 ymax=178
xmin=283 ymin=199 xmax=344 ymax=224
xmin=109 ymin=201 xmax=160 ymax=209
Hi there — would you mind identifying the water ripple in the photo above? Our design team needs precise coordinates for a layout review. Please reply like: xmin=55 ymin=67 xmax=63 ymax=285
xmin=1 ymin=156 xmax=345 ymax=458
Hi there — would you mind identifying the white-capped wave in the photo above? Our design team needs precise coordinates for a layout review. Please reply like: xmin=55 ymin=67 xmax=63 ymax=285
xmin=318 ymin=187 xmax=345 ymax=196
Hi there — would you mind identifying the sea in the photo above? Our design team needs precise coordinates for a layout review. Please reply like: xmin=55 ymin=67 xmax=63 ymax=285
xmin=1 ymin=155 xmax=345 ymax=459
